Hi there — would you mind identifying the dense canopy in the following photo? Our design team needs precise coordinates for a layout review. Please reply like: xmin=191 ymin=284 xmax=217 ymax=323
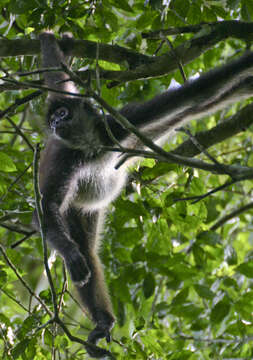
xmin=0 ymin=1 xmax=253 ymax=359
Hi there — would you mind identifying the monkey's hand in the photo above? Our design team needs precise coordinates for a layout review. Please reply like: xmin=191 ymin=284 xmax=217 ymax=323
xmin=64 ymin=247 xmax=91 ymax=286
xmin=88 ymin=325 xmax=111 ymax=344
xmin=85 ymin=342 xmax=115 ymax=359
xmin=86 ymin=310 xmax=115 ymax=358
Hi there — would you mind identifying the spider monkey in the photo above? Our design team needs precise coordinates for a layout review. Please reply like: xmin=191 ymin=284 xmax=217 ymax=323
xmin=35 ymin=32 xmax=253 ymax=358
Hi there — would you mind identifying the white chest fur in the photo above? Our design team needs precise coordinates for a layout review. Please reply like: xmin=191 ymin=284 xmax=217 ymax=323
xmin=59 ymin=154 xmax=127 ymax=214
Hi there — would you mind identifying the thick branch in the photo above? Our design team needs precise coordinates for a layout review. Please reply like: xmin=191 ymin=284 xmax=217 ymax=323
xmin=1 ymin=21 xmax=253 ymax=84
xmin=0 ymin=38 xmax=150 ymax=68
xmin=142 ymin=20 xmax=253 ymax=40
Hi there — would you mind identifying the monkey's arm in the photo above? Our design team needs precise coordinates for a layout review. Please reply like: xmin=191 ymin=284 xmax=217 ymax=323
xmin=34 ymin=139 xmax=91 ymax=286
xmin=39 ymin=32 xmax=77 ymax=94
xmin=109 ymin=52 xmax=253 ymax=142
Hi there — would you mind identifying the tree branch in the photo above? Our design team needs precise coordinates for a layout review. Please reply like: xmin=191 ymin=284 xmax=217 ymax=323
xmin=1 ymin=21 xmax=253 ymax=85
xmin=211 ymin=201 xmax=253 ymax=231
xmin=0 ymin=244 xmax=52 ymax=316
xmin=142 ymin=20 xmax=253 ymax=40
xmin=33 ymin=143 xmax=59 ymax=316
xmin=0 ymin=90 xmax=42 ymax=120
xmin=172 ymin=103 xmax=253 ymax=158
xmin=0 ymin=38 xmax=150 ymax=68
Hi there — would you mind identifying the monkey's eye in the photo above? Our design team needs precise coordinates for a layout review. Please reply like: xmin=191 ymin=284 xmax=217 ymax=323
xmin=55 ymin=107 xmax=69 ymax=119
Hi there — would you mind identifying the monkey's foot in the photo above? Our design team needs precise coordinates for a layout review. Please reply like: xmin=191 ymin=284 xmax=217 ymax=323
xmin=65 ymin=248 xmax=91 ymax=286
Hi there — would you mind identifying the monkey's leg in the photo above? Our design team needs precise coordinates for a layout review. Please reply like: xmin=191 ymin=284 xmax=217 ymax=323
xmin=66 ymin=208 xmax=115 ymax=344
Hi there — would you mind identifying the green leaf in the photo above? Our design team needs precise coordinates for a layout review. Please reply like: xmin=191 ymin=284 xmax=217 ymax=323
xmin=236 ymin=261 xmax=253 ymax=278
xmin=141 ymin=162 xmax=177 ymax=180
xmin=171 ymin=288 xmax=189 ymax=306
xmin=241 ymin=0 xmax=253 ymax=21
xmin=131 ymin=244 xmax=146 ymax=262
xmin=226 ymin=0 xmax=240 ymax=9
xmin=170 ymin=303 xmax=203 ymax=319
xmin=0 ymin=270 xmax=7 ymax=288
xmin=135 ymin=316 xmax=145 ymax=331
xmin=112 ymin=0 xmax=133 ymax=12
xmin=111 ymin=277 xmax=131 ymax=303
xmin=136 ymin=11 xmax=154 ymax=29
xmin=192 ymin=244 xmax=206 ymax=267
xmin=187 ymin=3 xmax=202 ymax=24
xmin=11 ymin=339 xmax=30 ymax=359
xmin=143 ymin=272 xmax=156 ymax=298
xmin=189 ymin=177 xmax=205 ymax=196
xmin=235 ymin=291 xmax=253 ymax=319
xmin=0 ymin=152 xmax=17 ymax=172
xmin=0 ymin=313 xmax=11 ymax=326
xmin=224 ymin=245 xmax=237 ymax=265
xmin=197 ymin=231 xmax=221 ymax=246
xmin=9 ymin=0 xmax=38 ymax=14
xmin=194 ymin=284 xmax=215 ymax=300
xmin=171 ymin=0 xmax=190 ymax=19
xmin=202 ymin=6 xmax=217 ymax=22
xmin=210 ymin=299 xmax=230 ymax=323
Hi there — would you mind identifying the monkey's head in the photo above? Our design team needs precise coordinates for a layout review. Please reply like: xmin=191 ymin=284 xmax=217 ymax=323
xmin=47 ymin=97 xmax=103 ymax=151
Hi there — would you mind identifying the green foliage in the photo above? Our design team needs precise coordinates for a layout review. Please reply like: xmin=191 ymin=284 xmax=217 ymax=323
xmin=0 ymin=0 xmax=253 ymax=359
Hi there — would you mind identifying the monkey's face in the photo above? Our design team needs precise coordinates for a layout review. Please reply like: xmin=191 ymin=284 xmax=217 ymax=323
xmin=47 ymin=98 xmax=74 ymax=136
xmin=49 ymin=106 xmax=70 ymax=130
xmin=47 ymin=98 xmax=102 ymax=151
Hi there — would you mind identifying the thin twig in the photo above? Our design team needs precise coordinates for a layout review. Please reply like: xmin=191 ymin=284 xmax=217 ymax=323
xmin=175 ymin=333 xmax=253 ymax=344
xmin=0 ymin=222 xmax=36 ymax=235
xmin=58 ymin=264 xmax=68 ymax=312
xmin=15 ymin=67 xmax=63 ymax=77
xmin=0 ymin=243 xmax=52 ymax=316
xmin=10 ymin=105 xmax=28 ymax=146
xmin=178 ymin=127 xmax=234 ymax=178
xmin=0 ymin=90 xmax=42 ymax=120
xmin=11 ymin=230 xmax=37 ymax=249
xmin=174 ymin=180 xmax=236 ymax=204
xmin=211 ymin=200 xmax=253 ymax=231
xmin=100 ymin=145 xmax=253 ymax=180
xmin=163 ymin=37 xmax=186 ymax=83
xmin=33 ymin=143 xmax=59 ymax=317
xmin=2 ymin=77 xmax=83 ymax=98
xmin=0 ymin=288 xmax=31 ymax=313
xmin=92 ymin=51 xmax=124 ymax=149
xmin=0 ymin=324 xmax=14 ymax=360
xmin=6 ymin=116 xmax=34 ymax=151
